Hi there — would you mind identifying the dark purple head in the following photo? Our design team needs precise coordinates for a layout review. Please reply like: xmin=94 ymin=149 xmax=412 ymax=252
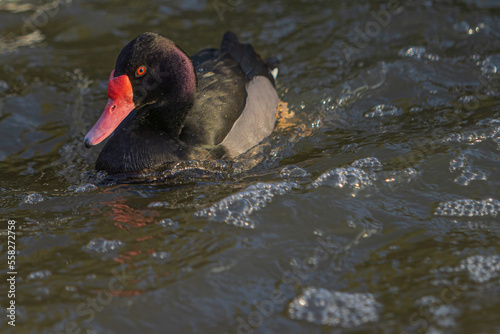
xmin=84 ymin=32 xmax=196 ymax=148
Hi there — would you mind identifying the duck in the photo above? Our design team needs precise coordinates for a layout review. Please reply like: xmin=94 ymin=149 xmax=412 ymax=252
xmin=84 ymin=31 xmax=279 ymax=174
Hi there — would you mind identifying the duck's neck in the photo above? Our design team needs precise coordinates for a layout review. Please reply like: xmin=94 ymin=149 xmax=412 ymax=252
xmin=146 ymin=49 xmax=197 ymax=138
xmin=145 ymin=98 xmax=195 ymax=138
xmin=172 ymin=49 xmax=197 ymax=106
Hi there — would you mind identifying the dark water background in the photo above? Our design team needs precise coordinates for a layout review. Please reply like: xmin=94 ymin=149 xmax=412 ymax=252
xmin=1 ymin=0 xmax=500 ymax=333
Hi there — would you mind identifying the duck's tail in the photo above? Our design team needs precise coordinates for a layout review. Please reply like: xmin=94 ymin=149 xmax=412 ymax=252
xmin=221 ymin=31 xmax=279 ymax=85
xmin=266 ymin=57 xmax=280 ymax=80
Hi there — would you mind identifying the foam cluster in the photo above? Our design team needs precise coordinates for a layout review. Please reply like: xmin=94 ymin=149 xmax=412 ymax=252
xmin=288 ymin=287 xmax=380 ymax=328
xmin=364 ymin=104 xmax=402 ymax=118
xmin=195 ymin=182 xmax=293 ymax=229
xmin=83 ymin=237 xmax=124 ymax=257
xmin=449 ymin=154 xmax=488 ymax=186
xmin=278 ymin=165 xmax=311 ymax=179
xmin=434 ymin=198 xmax=500 ymax=217
xmin=22 ymin=193 xmax=45 ymax=204
xmin=398 ymin=46 xmax=439 ymax=61
xmin=440 ymin=126 xmax=500 ymax=146
xmin=414 ymin=296 xmax=460 ymax=329
xmin=311 ymin=157 xmax=382 ymax=189
xmin=460 ymin=255 xmax=500 ymax=283
xmin=351 ymin=157 xmax=383 ymax=170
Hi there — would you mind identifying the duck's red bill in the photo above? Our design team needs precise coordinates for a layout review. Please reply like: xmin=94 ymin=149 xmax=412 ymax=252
xmin=84 ymin=70 xmax=135 ymax=148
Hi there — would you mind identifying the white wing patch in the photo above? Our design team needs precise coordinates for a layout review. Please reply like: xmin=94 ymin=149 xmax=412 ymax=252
xmin=271 ymin=68 xmax=278 ymax=80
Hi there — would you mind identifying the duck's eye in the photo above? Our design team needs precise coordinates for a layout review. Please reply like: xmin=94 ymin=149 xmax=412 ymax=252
xmin=136 ymin=66 xmax=147 ymax=77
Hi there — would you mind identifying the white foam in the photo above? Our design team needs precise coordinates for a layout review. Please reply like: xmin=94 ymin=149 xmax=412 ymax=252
xmin=288 ymin=287 xmax=380 ymax=328
xmin=27 ymin=270 xmax=52 ymax=280
xmin=278 ymin=165 xmax=311 ymax=179
xmin=83 ymin=238 xmax=124 ymax=257
xmin=461 ymin=255 xmax=500 ymax=283
xmin=311 ymin=157 xmax=387 ymax=191
xmin=364 ymin=104 xmax=402 ymax=118
xmin=415 ymin=296 xmax=460 ymax=328
xmin=351 ymin=157 xmax=383 ymax=171
xmin=195 ymin=182 xmax=293 ymax=229
xmin=399 ymin=46 xmax=439 ymax=61
xmin=311 ymin=166 xmax=376 ymax=189
xmin=434 ymin=198 xmax=500 ymax=217
xmin=22 ymin=193 xmax=45 ymax=205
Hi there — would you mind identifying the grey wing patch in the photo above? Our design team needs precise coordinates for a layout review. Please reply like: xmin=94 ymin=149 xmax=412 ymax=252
xmin=220 ymin=76 xmax=279 ymax=157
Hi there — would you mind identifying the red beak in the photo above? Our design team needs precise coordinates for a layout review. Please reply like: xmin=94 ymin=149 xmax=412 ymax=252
xmin=84 ymin=70 xmax=135 ymax=148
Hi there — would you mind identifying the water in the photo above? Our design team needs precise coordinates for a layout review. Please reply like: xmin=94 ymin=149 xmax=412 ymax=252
xmin=1 ymin=0 xmax=500 ymax=333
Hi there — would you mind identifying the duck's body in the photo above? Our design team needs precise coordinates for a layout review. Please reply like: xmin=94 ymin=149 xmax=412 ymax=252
xmin=84 ymin=32 xmax=279 ymax=174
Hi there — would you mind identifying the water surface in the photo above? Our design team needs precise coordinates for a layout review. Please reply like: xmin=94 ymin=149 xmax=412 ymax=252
xmin=1 ymin=0 xmax=500 ymax=333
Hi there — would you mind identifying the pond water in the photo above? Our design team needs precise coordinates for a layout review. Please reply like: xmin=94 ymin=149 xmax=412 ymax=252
xmin=1 ymin=0 xmax=500 ymax=333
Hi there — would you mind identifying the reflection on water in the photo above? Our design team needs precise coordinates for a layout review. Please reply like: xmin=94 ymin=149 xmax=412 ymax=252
xmin=1 ymin=0 xmax=500 ymax=333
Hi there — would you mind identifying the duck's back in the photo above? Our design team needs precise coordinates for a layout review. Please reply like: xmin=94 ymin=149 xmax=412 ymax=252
xmin=181 ymin=31 xmax=278 ymax=157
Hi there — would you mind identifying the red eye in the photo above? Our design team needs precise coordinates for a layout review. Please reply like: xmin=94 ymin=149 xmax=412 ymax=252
xmin=136 ymin=66 xmax=146 ymax=77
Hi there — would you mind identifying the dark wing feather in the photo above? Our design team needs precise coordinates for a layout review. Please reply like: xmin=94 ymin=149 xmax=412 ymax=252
xmin=181 ymin=32 xmax=277 ymax=149
xmin=181 ymin=49 xmax=248 ymax=146
xmin=220 ymin=31 xmax=276 ymax=84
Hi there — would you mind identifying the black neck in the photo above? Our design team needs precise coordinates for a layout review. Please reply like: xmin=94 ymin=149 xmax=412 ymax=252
xmin=140 ymin=98 xmax=195 ymax=138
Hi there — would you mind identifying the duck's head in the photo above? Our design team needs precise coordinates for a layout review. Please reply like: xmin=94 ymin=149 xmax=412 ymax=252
xmin=84 ymin=32 xmax=196 ymax=148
